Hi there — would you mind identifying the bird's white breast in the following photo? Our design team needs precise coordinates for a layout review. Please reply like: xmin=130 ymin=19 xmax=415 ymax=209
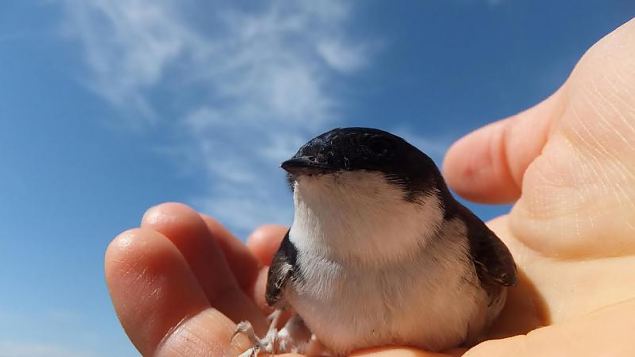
xmin=286 ymin=172 xmax=490 ymax=354
xmin=289 ymin=171 xmax=444 ymax=264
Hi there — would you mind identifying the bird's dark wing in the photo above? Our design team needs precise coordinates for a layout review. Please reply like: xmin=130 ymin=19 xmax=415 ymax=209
xmin=468 ymin=224 xmax=517 ymax=287
xmin=265 ymin=230 xmax=299 ymax=307
xmin=454 ymin=203 xmax=517 ymax=288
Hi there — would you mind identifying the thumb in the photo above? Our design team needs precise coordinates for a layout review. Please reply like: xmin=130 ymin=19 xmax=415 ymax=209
xmin=442 ymin=91 xmax=562 ymax=204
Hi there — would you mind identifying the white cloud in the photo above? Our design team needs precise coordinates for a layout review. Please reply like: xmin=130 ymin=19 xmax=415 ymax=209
xmin=60 ymin=0 xmax=459 ymax=233
xmin=60 ymin=0 xmax=199 ymax=119
xmin=317 ymin=39 xmax=368 ymax=73
xmin=60 ymin=0 xmax=371 ymax=233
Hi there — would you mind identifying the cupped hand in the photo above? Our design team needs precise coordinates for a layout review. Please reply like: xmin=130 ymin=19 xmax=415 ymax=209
xmin=443 ymin=18 xmax=635 ymax=356
xmin=105 ymin=19 xmax=635 ymax=357
xmin=106 ymin=203 xmax=451 ymax=356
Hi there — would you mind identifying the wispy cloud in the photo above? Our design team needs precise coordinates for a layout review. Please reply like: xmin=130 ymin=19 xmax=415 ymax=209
xmin=317 ymin=39 xmax=370 ymax=73
xmin=60 ymin=0 xmax=372 ymax=233
xmin=59 ymin=0 xmax=199 ymax=119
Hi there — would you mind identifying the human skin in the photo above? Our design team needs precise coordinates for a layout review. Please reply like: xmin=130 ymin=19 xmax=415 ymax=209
xmin=105 ymin=18 xmax=635 ymax=356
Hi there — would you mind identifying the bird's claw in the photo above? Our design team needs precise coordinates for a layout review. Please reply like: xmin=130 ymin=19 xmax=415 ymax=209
xmin=231 ymin=319 xmax=278 ymax=356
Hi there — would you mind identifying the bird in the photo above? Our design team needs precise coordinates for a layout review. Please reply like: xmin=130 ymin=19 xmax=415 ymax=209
xmin=233 ymin=127 xmax=516 ymax=356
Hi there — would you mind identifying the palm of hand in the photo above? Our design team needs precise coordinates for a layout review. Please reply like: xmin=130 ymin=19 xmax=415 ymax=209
xmin=105 ymin=20 xmax=635 ymax=357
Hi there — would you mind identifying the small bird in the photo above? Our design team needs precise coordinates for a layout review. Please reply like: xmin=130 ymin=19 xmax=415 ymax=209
xmin=234 ymin=127 xmax=516 ymax=356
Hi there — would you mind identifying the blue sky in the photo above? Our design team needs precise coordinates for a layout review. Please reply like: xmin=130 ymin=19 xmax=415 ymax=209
xmin=0 ymin=1 xmax=632 ymax=356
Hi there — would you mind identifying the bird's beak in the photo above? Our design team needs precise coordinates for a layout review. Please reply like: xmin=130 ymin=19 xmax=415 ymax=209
xmin=281 ymin=157 xmax=331 ymax=175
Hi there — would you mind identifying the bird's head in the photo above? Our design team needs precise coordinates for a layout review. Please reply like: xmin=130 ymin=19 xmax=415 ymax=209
xmin=282 ymin=127 xmax=444 ymax=202
xmin=282 ymin=128 xmax=450 ymax=262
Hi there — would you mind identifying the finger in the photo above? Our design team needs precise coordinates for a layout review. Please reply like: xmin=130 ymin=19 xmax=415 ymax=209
xmin=442 ymin=90 xmax=562 ymax=203
xmin=198 ymin=214 xmax=273 ymax=313
xmin=105 ymin=228 xmax=245 ymax=356
xmin=198 ymin=213 xmax=261 ymax=293
xmin=247 ymin=224 xmax=288 ymax=266
xmin=141 ymin=202 xmax=266 ymax=333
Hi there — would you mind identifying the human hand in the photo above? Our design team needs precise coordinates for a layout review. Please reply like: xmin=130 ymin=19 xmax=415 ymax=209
xmin=105 ymin=18 xmax=635 ymax=356
xmin=441 ymin=17 xmax=635 ymax=356
xmin=106 ymin=203 xmax=453 ymax=356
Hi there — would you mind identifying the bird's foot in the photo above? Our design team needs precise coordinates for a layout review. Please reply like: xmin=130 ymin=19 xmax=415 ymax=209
xmin=231 ymin=310 xmax=284 ymax=356
xmin=231 ymin=320 xmax=275 ymax=356
xmin=232 ymin=321 xmax=278 ymax=357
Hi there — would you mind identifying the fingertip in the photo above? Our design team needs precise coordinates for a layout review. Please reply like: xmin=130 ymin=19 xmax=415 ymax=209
xmin=141 ymin=202 xmax=202 ymax=230
xmin=105 ymin=228 xmax=135 ymax=282
xmin=105 ymin=228 xmax=163 ymax=283
xmin=443 ymin=91 xmax=559 ymax=204
xmin=246 ymin=225 xmax=288 ymax=266
xmin=106 ymin=228 xmax=137 ymax=261
xmin=443 ymin=120 xmax=521 ymax=203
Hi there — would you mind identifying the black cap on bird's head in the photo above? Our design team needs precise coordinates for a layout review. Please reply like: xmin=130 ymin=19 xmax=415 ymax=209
xmin=282 ymin=127 xmax=446 ymax=198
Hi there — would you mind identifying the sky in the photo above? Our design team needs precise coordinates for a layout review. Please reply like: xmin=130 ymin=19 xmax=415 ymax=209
xmin=0 ymin=1 xmax=633 ymax=356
